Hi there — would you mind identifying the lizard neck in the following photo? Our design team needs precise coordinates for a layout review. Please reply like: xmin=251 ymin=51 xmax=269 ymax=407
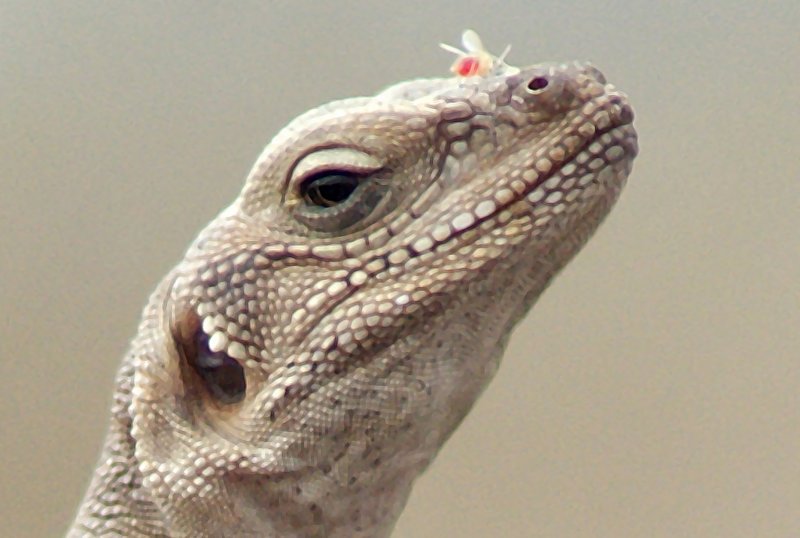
xmin=215 ymin=466 xmax=419 ymax=537
xmin=68 ymin=359 xmax=168 ymax=537
xmin=71 ymin=413 xmax=419 ymax=537
xmin=68 ymin=350 xmax=424 ymax=537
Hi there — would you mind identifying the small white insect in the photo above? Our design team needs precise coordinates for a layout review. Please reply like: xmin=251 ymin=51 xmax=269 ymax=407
xmin=439 ymin=29 xmax=517 ymax=77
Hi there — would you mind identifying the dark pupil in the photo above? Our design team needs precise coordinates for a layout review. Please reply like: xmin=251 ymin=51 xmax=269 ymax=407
xmin=528 ymin=76 xmax=549 ymax=91
xmin=305 ymin=174 xmax=359 ymax=207
xmin=191 ymin=331 xmax=246 ymax=404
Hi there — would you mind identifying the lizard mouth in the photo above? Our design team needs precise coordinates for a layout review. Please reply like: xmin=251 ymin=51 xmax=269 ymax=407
xmin=519 ymin=121 xmax=638 ymax=206
xmin=435 ymin=118 xmax=638 ymax=250
xmin=501 ymin=90 xmax=638 ymax=215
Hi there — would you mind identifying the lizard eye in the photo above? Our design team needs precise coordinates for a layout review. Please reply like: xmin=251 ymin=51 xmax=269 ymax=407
xmin=302 ymin=172 xmax=360 ymax=207
xmin=290 ymin=148 xmax=390 ymax=233
xmin=185 ymin=330 xmax=246 ymax=405
xmin=295 ymin=170 xmax=388 ymax=232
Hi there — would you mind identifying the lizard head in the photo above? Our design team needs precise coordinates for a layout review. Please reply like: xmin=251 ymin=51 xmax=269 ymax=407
xmin=128 ymin=62 xmax=636 ymax=534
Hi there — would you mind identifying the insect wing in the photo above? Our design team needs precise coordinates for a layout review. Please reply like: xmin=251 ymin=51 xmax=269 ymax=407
xmin=460 ymin=29 xmax=486 ymax=54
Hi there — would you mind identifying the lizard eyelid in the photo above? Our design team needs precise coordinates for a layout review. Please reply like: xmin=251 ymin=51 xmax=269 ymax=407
xmin=289 ymin=147 xmax=384 ymax=191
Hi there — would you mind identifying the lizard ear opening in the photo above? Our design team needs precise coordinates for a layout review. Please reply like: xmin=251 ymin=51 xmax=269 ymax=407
xmin=172 ymin=309 xmax=247 ymax=406
xmin=187 ymin=331 xmax=246 ymax=405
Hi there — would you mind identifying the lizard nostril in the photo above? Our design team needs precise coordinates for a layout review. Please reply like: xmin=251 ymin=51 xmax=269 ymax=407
xmin=527 ymin=76 xmax=549 ymax=92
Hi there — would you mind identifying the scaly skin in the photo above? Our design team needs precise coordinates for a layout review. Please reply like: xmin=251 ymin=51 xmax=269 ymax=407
xmin=69 ymin=59 xmax=637 ymax=536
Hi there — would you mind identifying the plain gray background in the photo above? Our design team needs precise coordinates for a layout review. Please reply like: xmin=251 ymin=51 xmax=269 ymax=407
xmin=2 ymin=1 xmax=799 ymax=536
